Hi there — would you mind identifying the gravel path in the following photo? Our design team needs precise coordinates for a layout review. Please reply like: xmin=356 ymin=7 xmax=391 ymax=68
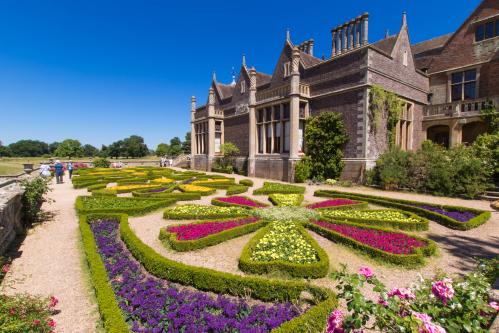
xmin=0 ymin=178 xmax=100 ymax=333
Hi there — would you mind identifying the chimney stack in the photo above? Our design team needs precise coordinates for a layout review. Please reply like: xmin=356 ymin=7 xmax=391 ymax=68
xmin=308 ymin=39 xmax=314 ymax=56
xmin=331 ymin=12 xmax=368 ymax=58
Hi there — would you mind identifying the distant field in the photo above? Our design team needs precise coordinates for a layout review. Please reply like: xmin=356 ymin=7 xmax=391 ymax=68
xmin=0 ymin=156 xmax=160 ymax=176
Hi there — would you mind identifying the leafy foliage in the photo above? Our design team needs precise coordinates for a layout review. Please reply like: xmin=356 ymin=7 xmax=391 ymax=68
xmin=294 ymin=156 xmax=311 ymax=183
xmin=370 ymin=85 xmax=404 ymax=147
xmin=0 ymin=294 xmax=56 ymax=333
xmin=20 ymin=177 xmax=50 ymax=225
xmin=53 ymin=139 xmax=84 ymax=158
xmin=92 ymin=157 xmax=111 ymax=168
xmin=303 ymin=112 xmax=349 ymax=181
xmin=479 ymin=99 xmax=499 ymax=134
xmin=8 ymin=140 xmax=49 ymax=157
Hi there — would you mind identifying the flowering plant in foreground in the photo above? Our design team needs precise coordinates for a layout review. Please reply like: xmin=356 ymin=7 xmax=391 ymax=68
xmin=216 ymin=196 xmax=267 ymax=208
xmin=327 ymin=260 xmax=498 ymax=332
xmin=312 ymin=220 xmax=426 ymax=254
xmin=0 ymin=293 xmax=57 ymax=333
xmin=307 ymin=198 xmax=359 ymax=209
xmin=167 ymin=217 xmax=260 ymax=240
xmin=91 ymin=219 xmax=302 ymax=332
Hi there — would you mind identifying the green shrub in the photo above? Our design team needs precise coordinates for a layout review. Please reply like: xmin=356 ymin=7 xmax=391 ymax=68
xmin=0 ymin=294 xmax=56 ymax=333
xmin=253 ymin=182 xmax=305 ymax=195
xmin=93 ymin=158 xmax=111 ymax=168
xmin=226 ymin=185 xmax=249 ymax=195
xmin=20 ymin=177 xmax=50 ymax=225
xmin=375 ymin=148 xmax=411 ymax=190
xmin=86 ymin=183 xmax=108 ymax=192
xmin=303 ymin=112 xmax=349 ymax=180
xmin=294 ymin=157 xmax=311 ymax=183
xmin=239 ymin=179 xmax=253 ymax=186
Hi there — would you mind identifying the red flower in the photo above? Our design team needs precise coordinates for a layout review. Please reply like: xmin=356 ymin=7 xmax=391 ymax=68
xmin=48 ymin=319 xmax=56 ymax=328
xmin=49 ymin=296 xmax=59 ymax=308
xmin=9 ymin=308 xmax=15 ymax=316
xmin=1 ymin=264 xmax=10 ymax=274
xmin=33 ymin=319 xmax=41 ymax=326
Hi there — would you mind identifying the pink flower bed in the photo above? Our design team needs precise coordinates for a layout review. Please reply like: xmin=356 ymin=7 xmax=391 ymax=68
xmin=312 ymin=220 xmax=426 ymax=254
xmin=217 ymin=196 xmax=267 ymax=208
xmin=307 ymin=199 xmax=359 ymax=209
xmin=167 ymin=217 xmax=260 ymax=241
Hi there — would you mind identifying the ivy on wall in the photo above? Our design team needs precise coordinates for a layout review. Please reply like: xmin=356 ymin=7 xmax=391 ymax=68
xmin=479 ymin=99 xmax=498 ymax=134
xmin=369 ymin=85 xmax=404 ymax=147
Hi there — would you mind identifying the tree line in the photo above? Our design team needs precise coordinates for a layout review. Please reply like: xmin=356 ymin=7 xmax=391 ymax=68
xmin=0 ymin=132 xmax=191 ymax=159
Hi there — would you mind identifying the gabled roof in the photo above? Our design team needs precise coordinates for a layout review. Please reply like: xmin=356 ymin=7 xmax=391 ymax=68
xmin=411 ymin=33 xmax=452 ymax=56
xmin=299 ymin=51 xmax=323 ymax=68
xmin=215 ymin=82 xmax=235 ymax=100
xmin=371 ymin=35 xmax=398 ymax=55
xmin=256 ymin=71 xmax=272 ymax=87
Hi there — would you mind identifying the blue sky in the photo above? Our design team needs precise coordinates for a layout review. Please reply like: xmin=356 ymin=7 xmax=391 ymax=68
xmin=0 ymin=0 xmax=481 ymax=149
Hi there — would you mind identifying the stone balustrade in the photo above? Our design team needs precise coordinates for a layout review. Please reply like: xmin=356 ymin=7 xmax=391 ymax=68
xmin=423 ymin=96 xmax=498 ymax=118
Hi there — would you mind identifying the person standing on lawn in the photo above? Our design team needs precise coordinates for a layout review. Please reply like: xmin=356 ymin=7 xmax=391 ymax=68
xmin=67 ymin=161 xmax=74 ymax=179
xmin=54 ymin=160 xmax=64 ymax=184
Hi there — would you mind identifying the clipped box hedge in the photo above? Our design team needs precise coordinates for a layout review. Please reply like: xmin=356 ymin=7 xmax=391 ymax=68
xmin=253 ymin=182 xmax=305 ymax=195
xmin=305 ymin=220 xmax=436 ymax=267
xmin=239 ymin=223 xmax=329 ymax=279
xmin=163 ymin=204 xmax=251 ymax=220
xmin=178 ymin=184 xmax=216 ymax=196
xmin=314 ymin=190 xmax=491 ymax=230
xmin=76 ymin=196 xmax=175 ymax=216
xmin=317 ymin=208 xmax=429 ymax=231
xmin=159 ymin=219 xmax=268 ymax=251
xmin=239 ymin=179 xmax=254 ymax=187
xmin=226 ymin=185 xmax=249 ymax=195
xmin=131 ymin=184 xmax=177 ymax=197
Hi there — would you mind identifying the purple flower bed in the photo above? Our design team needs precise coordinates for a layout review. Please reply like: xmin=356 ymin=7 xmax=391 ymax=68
xmin=147 ymin=187 xmax=171 ymax=193
xmin=91 ymin=219 xmax=301 ymax=332
xmin=312 ymin=220 xmax=426 ymax=255
xmin=217 ymin=196 xmax=267 ymax=208
xmin=168 ymin=217 xmax=260 ymax=241
xmin=307 ymin=199 xmax=359 ymax=210
xmin=409 ymin=204 xmax=475 ymax=222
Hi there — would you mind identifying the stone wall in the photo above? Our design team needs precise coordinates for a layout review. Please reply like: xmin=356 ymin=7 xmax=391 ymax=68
xmin=0 ymin=182 xmax=24 ymax=255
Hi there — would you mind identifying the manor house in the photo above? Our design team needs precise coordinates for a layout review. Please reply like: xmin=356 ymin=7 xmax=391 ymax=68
xmin=189 ymin=0 xmax=499 ymax=182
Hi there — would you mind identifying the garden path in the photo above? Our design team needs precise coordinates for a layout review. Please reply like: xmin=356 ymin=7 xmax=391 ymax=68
xmin=0 ymin=178 xmax=100 ymax=333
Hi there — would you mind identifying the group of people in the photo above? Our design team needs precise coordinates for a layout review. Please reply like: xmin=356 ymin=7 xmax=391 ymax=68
xmin=160 ymin=157 xmax=173 ymax=167
xmin=39 ymin=160 xmax=74 ymax=184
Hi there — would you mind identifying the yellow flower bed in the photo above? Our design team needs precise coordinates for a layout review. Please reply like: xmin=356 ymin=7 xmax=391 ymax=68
xmin=132 ymin=172 xmax=147 ymax=177
xmin=179 ymin=184 xmax=214 ymax=193
xmin=107 ymin=184 xmax=157 ymax=192
xmin=151 ymin=178 xmax=175 ymax=184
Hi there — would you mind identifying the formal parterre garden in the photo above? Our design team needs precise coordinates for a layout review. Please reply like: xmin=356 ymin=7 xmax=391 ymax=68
xmin=71 ymin=167 xmax=495 ymax=332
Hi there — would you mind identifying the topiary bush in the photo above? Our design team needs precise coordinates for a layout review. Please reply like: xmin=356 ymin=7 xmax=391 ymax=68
xmin=92 ymin=158 xmax=111 ymax=168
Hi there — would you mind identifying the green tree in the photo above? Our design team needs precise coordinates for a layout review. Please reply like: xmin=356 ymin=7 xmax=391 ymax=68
xmin=168 ymin=137 xmax=183 ymax=157
xmin=98 ymin=145 xmax=109 ymax=158
xmin=122 ymin=135 xmax=149 ymax=158
xmin=8 ymin=140 xmax=49 ymax=157
xmin=107 ymin=140 xmax=124 ymax=158
xmin=304 ymin=112 xmax=349 ymax=181
xmin=82 ymin=144 xmax=99 ymax=157
xmin=156 ymin=143 xmax=170 ymax=156
xmin=54 ymin=139 xmax=84 ymax=158
xmin=0 ymin=145 xmax=12 ymax=157
xmin=182 ymin=132 xmax=191 ymax=154
xmin=48 ymin=142 xmax=60 ymax=155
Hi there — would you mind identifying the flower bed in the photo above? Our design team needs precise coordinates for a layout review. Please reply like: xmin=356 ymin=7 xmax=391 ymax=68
xmin=150 ymin=177 xmax=175 ymax=184
xmin=80 ymin=213 xmax=338 ymax=333
xmin=160 ymin=217 xmax=266 ymax=251
xmin=306 ymin=198 xmax=367 ymax=210
xmin=163 ymin=204 xmax=251 ymax=220
xmin=269 ymin=194 xmax=304 ymax=207
xmin=131 ymin=185 xmax=176 ymax=197
xmin=90 ymin=218 xmax=302 ymax=332
xmin=253 ymin=182 xmax=306 ymax=195
xmin=178 ymin=184 xmax=216 ymax=195
xmin=306 ymin=220 xmax=435 ymax=267
xmin=408 ymin=204 xmax=476 ymax=222
xmin=75 ymin=196 xmax=175 ymax=216
xmin=314 ymin=190 xmax=490 ymax=230
xmin=106 ymin=184 xmax=158 ymax=194
xmin=319 ymin=209 xmax=429 ymax=231
xmin=239 ymin=220 xmax=329 ymax=278
xmin=212 ymin=196 xmax=268 ymax=208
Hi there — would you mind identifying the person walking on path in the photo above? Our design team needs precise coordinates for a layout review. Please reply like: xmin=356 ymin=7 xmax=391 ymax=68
xmin=39 ymin=163 xmax=51 ymax=178
xmin=54 ymin=160 xmax=64 ymax=184
xmin=67 ymin=161 xmax=74 ymax=179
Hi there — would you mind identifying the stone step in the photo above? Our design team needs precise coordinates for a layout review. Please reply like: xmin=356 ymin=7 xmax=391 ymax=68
xmin=485 ymin=191 xmax=499 ymax=196
xmin=479 ymin=194 xmax=499 ymax=201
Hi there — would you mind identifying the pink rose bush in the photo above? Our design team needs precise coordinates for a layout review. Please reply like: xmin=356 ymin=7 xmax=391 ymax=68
xmin=167 ymin=217 xmax=260 ymax=240
xmin=328 ymin=259 xmax=497 ymax=332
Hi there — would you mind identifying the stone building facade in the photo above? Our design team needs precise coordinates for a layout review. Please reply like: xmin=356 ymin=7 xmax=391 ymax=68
xmin=190 ymin=0 xmax=499 ymax=182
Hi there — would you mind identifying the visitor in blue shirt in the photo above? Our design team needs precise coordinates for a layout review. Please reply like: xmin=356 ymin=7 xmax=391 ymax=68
xmin=67 ymin=161 xmax=74 ymax=179
xmin=54 ymin=160 xmax=64 ymax=184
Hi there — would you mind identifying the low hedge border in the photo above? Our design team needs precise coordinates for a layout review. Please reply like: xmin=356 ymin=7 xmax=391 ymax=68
xmin=268 ymin=193 xmax=305 ymax=207
xmin=226 ymin=185 xmax=249 ymax=195
xmin=253 ymin=182 xmax=306 ymax=195
xmin=239 ymin=179 xmax=254 ymax=187
xmin=162 ymin=205 xmax=251 ymax=220
xmin=191 ymin=181 xmax=236 ymax=189
xmin=149 ymin=192 xmax=201 ymax=201
xmin=317 ymin=208 xmax=429 ymax=231
xmin=87 ymin=183 xmax=108 ymax=192
xmin=178 ymin=184 xmax=216 ymax=196
xmin=131 ymin=185 xmax=177 ymax=197
xmin=79 ymin=214 xmax=130 ymax=333
xmin=159 ymin=218 xmax=268 ymax=251
xmin=118 ymin=214 xmax=337 ymax=332
xmin=239 ymin=222 xmax=329 ymax=279
xmin=314 ymin=190 xmax=491 ymax=230
xmin=211 ymin=196 xmax=269 ymax=208
xmin=305 ymin=219 xmax=436 ymax=267
xmin=307 ymin=200 xmax=369 ymax=211
xmin=91 ymin=189 xmax=117 ymax=197
xmin=76 ymin=196 xmax=176 ymax=216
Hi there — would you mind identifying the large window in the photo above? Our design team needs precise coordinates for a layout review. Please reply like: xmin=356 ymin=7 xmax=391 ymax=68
xmin=451 ymin=69 xmax=476 ymax=101
xmin=215 ymin=121 xmax=222 ymax=154
xmin=475 ymin=19 xmax=499 ymax=42
xmin=395 ymin=103 xmax=413 ymax=151
xmin=195 ymin=122 xmax=208 ymax=154
xmin=256 ymin=103 xmax=294 ymax=154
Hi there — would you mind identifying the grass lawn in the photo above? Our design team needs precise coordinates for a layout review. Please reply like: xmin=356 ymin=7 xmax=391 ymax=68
xmin=0 ymin=156 xmax=161 ymax=176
